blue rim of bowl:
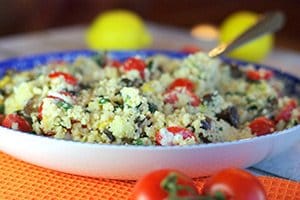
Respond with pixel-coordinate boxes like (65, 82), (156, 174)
(0, 49), (299, 149)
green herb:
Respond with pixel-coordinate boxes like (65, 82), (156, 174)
(0, 104), (4, 114)
(147, 60), (154, 71)
(56, 101), (73, 110)
(247, 104), (258, 111)
(134, 138), (144, 145)
(225, 91), (246, 96)
(98, 96), (110, 104)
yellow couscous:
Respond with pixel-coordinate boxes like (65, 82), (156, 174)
(0, 52), (299, 145)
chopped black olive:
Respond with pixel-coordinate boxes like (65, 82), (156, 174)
(79, 83), (92, 90)
(120, 78), (143, 87)
(23, 97), (38, 116)
(147, 122), (153, 127)
(140, 132), (147, 138)
(199, 133), (212, 144)
(66, 90), (77, 96)
(202, 93), (214, 102)
(229, 63), (243, 78)
(120, 78), (133, 87)
(0, 89), (6, 96)
(216, 106), (239, 128)
(247, 104), (258, 111)
(113, 101), (124, 110)
(134, 116), (146, 126)
(92, 52), (107, 67)
(16, 110), (33, 124)
(186, 125), (195, 132)
(200, 117), (212, 130)
(266, 96), (278, 109)
(147, 102), (158, 113)
(114, 91), (121, 96)
(123, 137), (134, 144)
(136, 102), (143, 109)
(103, 129), (115, 142)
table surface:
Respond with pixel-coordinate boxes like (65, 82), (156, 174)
(0, 23), (299, 182)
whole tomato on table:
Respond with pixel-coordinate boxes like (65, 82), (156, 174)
(132, 168), (266, 200)
(132, 169), (198, 200)
(202, 168), (266, 200)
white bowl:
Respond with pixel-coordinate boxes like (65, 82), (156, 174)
(0, 50), (299, 180)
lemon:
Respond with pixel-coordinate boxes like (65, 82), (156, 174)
(86, 10), (152, 50)
(219, 11), (273, 61)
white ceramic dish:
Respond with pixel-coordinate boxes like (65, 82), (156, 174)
(0, 50), (299, 180)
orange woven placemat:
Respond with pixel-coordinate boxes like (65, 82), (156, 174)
(0, 152), (299, 200)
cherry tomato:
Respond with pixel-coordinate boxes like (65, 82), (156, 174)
(181, 45), (201, 54)
(246, 69), (273, 81)
(248, 116), (275, 136)
(123, 57), (146, 78)
(202, 168), (266, 200)
(2, 113), (32, 132)
(167, 78), (195, 92)
(275, 99), (298, 123)
(48, 71), (78, 85)
(132, 169), (198, 200)
(164, 88), (200, 107)
(156, 126), (197, 145)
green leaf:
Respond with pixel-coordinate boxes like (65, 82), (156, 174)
(0, 104), (4, 114)
(92, 52), (106, 67)
(98, 96), (110, 104)
(134, 138), (144, 145)
(56, 101), (73, 110)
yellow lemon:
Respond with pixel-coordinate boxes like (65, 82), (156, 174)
(219, 11), (273, 61)
(86, 10), (152, 50)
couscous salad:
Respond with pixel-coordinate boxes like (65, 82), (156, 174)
(0, 52), (299, 146)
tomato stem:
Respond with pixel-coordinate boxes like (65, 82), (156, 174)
(161, 173), (226, 200)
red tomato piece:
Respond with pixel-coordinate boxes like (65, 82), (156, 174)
(123, 57), (146, 78)
(109, 60), (122, 68)
(275, 99), (298, 123)
(2, 113), (32, 132)
(0, 114), (5, 124)
(132, 169), (198, 200)
(187, 90), (201, 106)
(46, 91), (75, 103)
(246, 69), (273, 81)
(167, 78), (195, 92)
(246, 70), (261, 81)
(248, 116), (275, 136)
(167, 126), (195, 139)
(164, 90), (178, 104)
(181, 45), (201, 54)
(49, 71), (78, 85)
(164, 88), (200, 107)
(39, 91), (74, 120)
(202, 168), (266, 200)
(156, 126), (196, 145)
(263, 70), (273, 80)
